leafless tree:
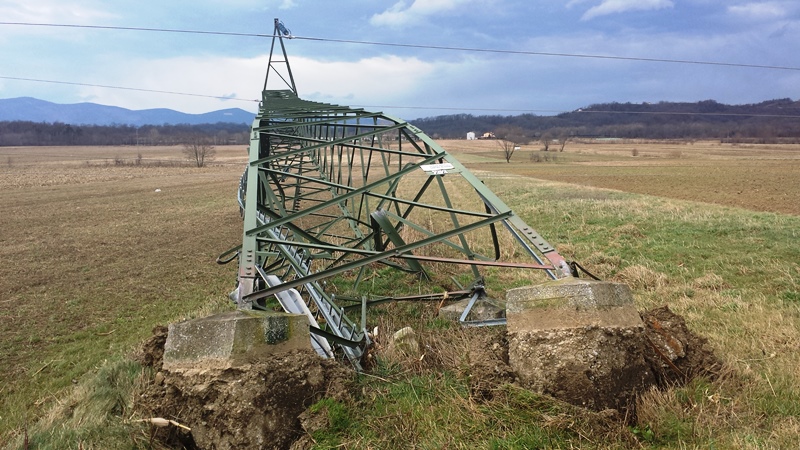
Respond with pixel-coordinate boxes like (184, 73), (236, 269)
(183, 138), (216, 167)
(494, 125), (529, 163)
(557, 132), (569, 152)
(540, 131), (554, 152)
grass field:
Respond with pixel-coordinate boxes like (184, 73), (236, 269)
(1, 141), (798, 448)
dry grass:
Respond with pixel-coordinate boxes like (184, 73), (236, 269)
(1, 141), (799, 448)
(438, 139), (800, 215)
(0, 146), (246, 439)
(613, 264), (670, 291)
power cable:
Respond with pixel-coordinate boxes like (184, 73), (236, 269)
(0, 75), (259, 104)
(2, 22), (799, 119)
(2, 21), (800, 72)
(3, 74), (800, 118)
(293, 36), (800, 72)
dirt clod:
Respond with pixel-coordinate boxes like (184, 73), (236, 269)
(504, 305), (720, 419)
(134, 325), (168, 370)
(641, 305), (722, 387)
(135, 328), (353, 450)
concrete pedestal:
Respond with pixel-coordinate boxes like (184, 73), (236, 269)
(163, 310), (310, 371)
(506, 278), (655, 412)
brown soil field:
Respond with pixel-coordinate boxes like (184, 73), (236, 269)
(0, 145), (248, 434)
(436, 139), (800, 216)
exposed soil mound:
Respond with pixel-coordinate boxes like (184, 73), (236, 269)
(135, 329), (353, 450)
(463, 329), (516, 401)
(132, 305), (719, 449)
(641, 305), (722, 386)
(510, 325), (656, 416)
(134, 325), (168, 370)
(471, 305), (721, 420)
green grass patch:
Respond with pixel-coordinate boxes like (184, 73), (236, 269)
(306, 373), (586, 449)
(5, 359), (151, 450)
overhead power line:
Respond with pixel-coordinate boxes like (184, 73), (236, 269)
(2, 22), (799, 119)
(0, 76), (259, 104)
(2, 73), (798, 118)
(2, 21), (800, 72)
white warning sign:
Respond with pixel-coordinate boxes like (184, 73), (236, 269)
(420, 163), (455, 175)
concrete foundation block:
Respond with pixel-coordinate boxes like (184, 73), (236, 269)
(163, 310), (310, 371)
(506, 277), (642, 333)
(506, 278), (654, 412)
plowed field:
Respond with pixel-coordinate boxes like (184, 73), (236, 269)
(437, 139), (800, 215)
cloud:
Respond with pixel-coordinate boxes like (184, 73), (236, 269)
(279, 0), (298, 9)
(72, 53), (445, 114)
(293, 55), (438, 103)
(566, 0), (592, 7)
(0, 0), (115, 24)
(580, 0), (674, 21)
(728, 2), (788, 21)
(76, 55), (266, 113)
(370, 0), (475, 28)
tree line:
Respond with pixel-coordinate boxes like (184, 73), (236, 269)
(0, 121), (250, 147)
(3, 98), (800, 147)
(411, 98), (800, 143)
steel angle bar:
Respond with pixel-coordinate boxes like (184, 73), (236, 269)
(370, 209), (425, 274)
(251, 124), (414, 166)
(255, 114), (385, 130)
(363, 192), (495, 219)
(260, 167), (357, 192)
(248, 215), (365, 365)
(246, 153), (445, 236)
(243, 211), (513, 304)
(340, 290), (474, 312)
(263, 20), (296, 93)
(380, 210), (495, 262)
(250, 237), (556, 271)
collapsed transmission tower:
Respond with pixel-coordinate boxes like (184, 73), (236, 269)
(222, 19), (573, 369)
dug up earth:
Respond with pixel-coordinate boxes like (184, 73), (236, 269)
(134, 305), (720, 450)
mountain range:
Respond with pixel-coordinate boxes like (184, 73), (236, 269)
(0, 97), (255, 126)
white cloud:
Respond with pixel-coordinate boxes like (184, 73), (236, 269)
(293, 55), (438, 103)
(566, 0), (592, 8)
(76, 55), (266, 113)
(0, 0), (114, 24)
(728, 2), (788, 21)
(279, 0), (298, 9)
(581, 0), (674, 21)
(370, 0), (476, 28)
(73, 53), (444, 114)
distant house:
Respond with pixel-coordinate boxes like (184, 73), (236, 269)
(466, 131), (476, 140)
(480, 132), (496, 139)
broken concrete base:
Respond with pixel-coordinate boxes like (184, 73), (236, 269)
(439, 297), (505, 322)
(388, 326), (421, 358)
(506, 278), (655, 412)
(163, 310), (310, 371)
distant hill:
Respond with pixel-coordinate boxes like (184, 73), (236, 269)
(410, 98), (800, 141)
(4, 97), (800, 144)
(0, 97), (254, 126)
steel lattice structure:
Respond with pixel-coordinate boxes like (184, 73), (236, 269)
(222, 20), (572, 368)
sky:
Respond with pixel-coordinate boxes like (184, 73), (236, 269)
(1, 0), (799, 120)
